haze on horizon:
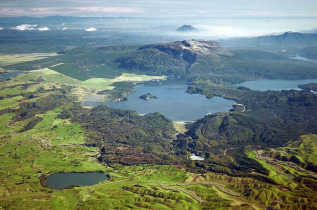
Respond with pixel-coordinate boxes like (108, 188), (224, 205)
(0, 0), (316, 38)
(0, 0), (317, 18)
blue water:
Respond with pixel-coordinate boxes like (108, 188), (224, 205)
(290, 55), (317, 63)
(234, 79), (317, 91)
(46, 172), (109, 190)
(85, 80), (235, 122)
(0, 71), (24, 81)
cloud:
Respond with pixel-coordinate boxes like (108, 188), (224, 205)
(62, 27), (68, 31)
(196, 25), (278, 38)
(85, 27), (97, 31)
(0, 27), (3, 30)
(0, 0), (316, 18)
(11, 24), (37, 30)
(0, 6), (140, 17)
(76, 7), (139, 13)
(38, 27), (50, 31)
(11, 24), (50, 31)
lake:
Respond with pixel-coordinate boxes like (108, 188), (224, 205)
(85, 79), (235, 122)
(0, 71), (24, 81)
(290, 55), (317, 63)
(45, 172), (109, 190)
(234, 79), (317, 91)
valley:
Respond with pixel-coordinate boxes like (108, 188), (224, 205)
(0, 27), (317, 209)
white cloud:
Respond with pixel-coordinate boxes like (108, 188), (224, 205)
(11, 24), (37, 31)
(62, 27), (68, 31)
(85, 27), (97, 32)
(0, 27), (3, 30)
(38, 27), (50, 31)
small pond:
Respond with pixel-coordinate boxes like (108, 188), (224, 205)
(45, 172), (109, 190)
(84, 79), (235, 122)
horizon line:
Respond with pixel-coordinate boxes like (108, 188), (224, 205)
(0, 14), (317, 19)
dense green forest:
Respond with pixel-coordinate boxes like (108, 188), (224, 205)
(300, 46), (317, 60)
(185, 84), (317, 147)
(298, 82), (317, 91)
(60, 105), (178, 165)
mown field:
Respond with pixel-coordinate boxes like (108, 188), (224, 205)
(0, 53), (58, 66)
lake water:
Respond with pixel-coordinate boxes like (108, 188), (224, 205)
(234, 79), (317, 91)
(46, 172), (109, 190)
(85, 80), (235, 122)
(290, 55), (317, 63)
(0, 71), (24, 81)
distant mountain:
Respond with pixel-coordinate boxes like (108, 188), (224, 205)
(219, 32), (317, 55)
(176, 25), (197, 32)
(115, 40), (317, 82)
(252, 32), (317, 45)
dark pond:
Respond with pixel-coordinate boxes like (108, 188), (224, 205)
(84, 79), (236, 122)
(0, 71), (24, 81)
(233, 79), (317, 91)
(46, 172), (109, 190)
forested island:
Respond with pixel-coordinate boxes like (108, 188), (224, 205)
(139, 93), (158, 100)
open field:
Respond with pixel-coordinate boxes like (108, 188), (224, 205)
(81, 73), (166, 90)
(113, 73), (166, 82)
(173, 122), (188, 134)
(0, 53), (58, 66)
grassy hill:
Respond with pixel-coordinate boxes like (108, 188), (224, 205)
(219, 32), (317, 56)
(261, 134), (317, 172)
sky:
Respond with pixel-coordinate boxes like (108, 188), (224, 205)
(0, 0), (317, 17)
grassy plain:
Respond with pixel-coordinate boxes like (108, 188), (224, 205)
(173, 122), (188, 133)
(81, 73), (166, 90)
(0, 53), (58, 66)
